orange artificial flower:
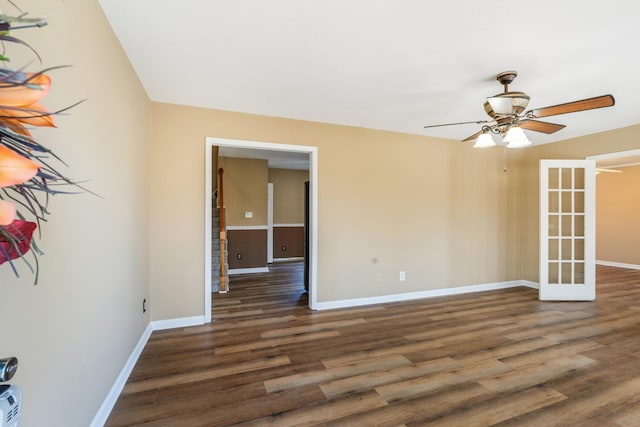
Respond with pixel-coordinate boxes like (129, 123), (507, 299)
(0, 118), (31, 137)
(0, 145), (39, 188)
(0, 199), (16, 225)
(0, 102), (56, 128)
(0, 72), (55, 133)
(0, 72), (51, 107)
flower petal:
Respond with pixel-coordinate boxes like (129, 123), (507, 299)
(0, 145), (39, 187)
(0, 72), (51, 107)
(0, 118), (33, 136)
(0, 219), (37, 265)
(0, 199), (16, 225)
(0, 103), (56, 127)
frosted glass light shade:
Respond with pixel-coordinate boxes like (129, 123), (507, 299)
(487, 97), (513, 115)
(504, 126), (531, 148)
(473, 133), (496, 148)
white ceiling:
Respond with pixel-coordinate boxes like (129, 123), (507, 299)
(99, 0), (640, 146)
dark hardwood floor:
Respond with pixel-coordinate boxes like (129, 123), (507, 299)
(106, 263), (640, 426)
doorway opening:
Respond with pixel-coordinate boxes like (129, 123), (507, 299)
(204, 137), (318, 323)
(588, 148), (640, 272)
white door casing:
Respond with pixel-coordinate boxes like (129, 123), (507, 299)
(267, 183), (274, 263)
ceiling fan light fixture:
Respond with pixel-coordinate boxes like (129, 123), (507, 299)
(504, 126), (531, 148)
(473, 132), (496, 148)
(487, 97), (513, 115)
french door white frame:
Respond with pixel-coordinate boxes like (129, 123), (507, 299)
(204, 137), (318, 322)
(539, 159), (596, 301)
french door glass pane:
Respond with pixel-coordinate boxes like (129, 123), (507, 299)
(549, 238), (559, 260)
(549, 215), (559, 236)
(549, 191), (560, 213)
(574, 168), (585, 190)
(561, 168), (573, 189)
(549, 168), (559, 189)
(574, 192), (585, 213)
(562, 192), (573, 213)
(575, 215), (585, 237)
(561, 215), (572, 237)
(574, 262), (585, 284)
(562, 263), (572, 283)
(561, 239), (573, 261)
(575, 239), (585, 261)
(549, 262), (559, 284)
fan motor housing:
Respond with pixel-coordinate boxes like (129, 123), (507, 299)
(484, 91), (531, 118)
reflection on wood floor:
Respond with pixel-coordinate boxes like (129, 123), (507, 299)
(106, 262), (640, 426)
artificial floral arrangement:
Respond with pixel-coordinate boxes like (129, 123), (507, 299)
(0, 3), (83, 283)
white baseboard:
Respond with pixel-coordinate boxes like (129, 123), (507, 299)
(89, 322), (153, 427)
(596, 260), (640, 270)
(91, 315), (205, 426)
(273, 257), (304, 262)
(228, 267), (269, 275)
(520, 280), (540, 289)
(151, 315), (205, 331)
(315, 280), (536, 310)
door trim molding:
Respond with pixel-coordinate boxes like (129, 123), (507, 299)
(205, 137), (318, 321)
(267, 183), (274, 263)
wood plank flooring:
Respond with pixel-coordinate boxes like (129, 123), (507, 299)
(106, 263), (640, 426)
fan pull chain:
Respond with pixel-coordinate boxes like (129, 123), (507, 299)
(503, 146), (508, 173)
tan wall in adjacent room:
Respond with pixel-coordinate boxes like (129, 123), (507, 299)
(596, 164), (640, 265)
(0, 1), (152, 426)
(150, 101), (524, 319)
(521, 124), (640, 281)
(219, 156), (268, 226)
(270, 168), (309, 224)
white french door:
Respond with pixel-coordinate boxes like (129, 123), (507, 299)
(539, 159), (596, 301)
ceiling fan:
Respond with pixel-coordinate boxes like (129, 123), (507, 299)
(424, 70), (615, 148)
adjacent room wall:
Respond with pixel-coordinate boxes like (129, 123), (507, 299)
(270, 168), (309, 259)
(596, 164), (640, 266)
(150, 102), (524, 319)
(270, 168), (309, 224)
(521, 124), (640, 281)
(218, 156), (269, 270)
(219, 156), (269, 226)
(0, 1), (152, 426)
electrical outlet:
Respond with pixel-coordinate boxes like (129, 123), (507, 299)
(237, 253), (243, 260)
(281, 245), (287, 252)
(376, 273), (382, 281)
(400, 271), (406, 281)
(143, 298), (147, 313)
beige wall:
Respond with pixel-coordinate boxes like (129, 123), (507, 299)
(596, 165), (640, 265)
(521, 124), (640, 281)
(269, 168), (309, 224)
(150, 102), (523, 316)
(0, 1), (151, 426)
(219, 156), (268, 225)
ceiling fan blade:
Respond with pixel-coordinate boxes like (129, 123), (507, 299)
(528, 95), (615, 119)
(461, 130), (483, 142)
(424, 120), (488, 129)
(520, 120), (566, 134)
